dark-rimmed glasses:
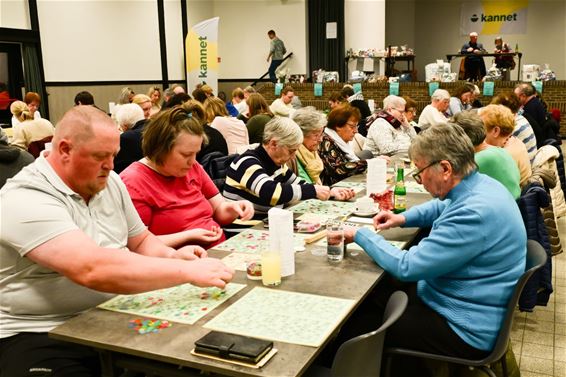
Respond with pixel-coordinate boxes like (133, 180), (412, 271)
(412, 160), (441, 184)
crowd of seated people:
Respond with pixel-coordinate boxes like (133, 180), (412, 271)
(0, 78), (559, 376)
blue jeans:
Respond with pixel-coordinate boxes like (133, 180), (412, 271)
(268, 59), (283, 83)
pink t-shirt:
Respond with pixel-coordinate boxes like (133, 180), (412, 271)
(120, 161), (225, 246)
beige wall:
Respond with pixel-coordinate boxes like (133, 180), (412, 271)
(46, 84), (163, 125)
(346, 0), (386, 52)
(0, 0), (30, 29)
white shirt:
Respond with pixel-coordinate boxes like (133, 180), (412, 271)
(270, 98), (295, 117)
(364, 118), (417, 157)
(418, 104), (448, 130)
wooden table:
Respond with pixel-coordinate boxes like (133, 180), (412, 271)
(50, 171), (430, 377)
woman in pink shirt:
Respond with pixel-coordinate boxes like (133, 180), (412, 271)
(120, 102), (254, 248)
(204, 97), (249, 154)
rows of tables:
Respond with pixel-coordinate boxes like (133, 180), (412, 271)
(50, 166), (431, 377)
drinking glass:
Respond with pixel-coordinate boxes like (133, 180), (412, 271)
(261, 250), (281, 286)
(326, 222), (344, 262)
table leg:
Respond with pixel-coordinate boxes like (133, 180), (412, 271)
(98, 350), (121, 377)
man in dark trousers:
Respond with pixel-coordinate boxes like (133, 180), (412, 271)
(267, 30), (287, 83)
(461, 32), (486, 81)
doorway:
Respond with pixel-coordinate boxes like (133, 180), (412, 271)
(0, 43), (24, 126)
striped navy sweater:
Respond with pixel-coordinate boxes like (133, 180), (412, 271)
(223, 145), (317, 219)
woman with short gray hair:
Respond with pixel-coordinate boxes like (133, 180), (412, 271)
(287, 107), (326, 184)
(409, 122), (477, 179)
(223, 117), (353, 219)
(364, 95), (417, 157)
(417, 89), (450, 130)
(115, 103), (144, 133)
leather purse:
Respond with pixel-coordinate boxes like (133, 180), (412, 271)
(194, 331), (273, 364)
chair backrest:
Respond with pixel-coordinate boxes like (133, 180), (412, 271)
(484, 239), (547, 364)
(200, 152), (239, 191)
(27, 135), (53, 158)
(352, 133), (366, 156)
(331, 291), (408, 377)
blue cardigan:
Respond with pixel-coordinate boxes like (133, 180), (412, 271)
(355, 172), (526, 351)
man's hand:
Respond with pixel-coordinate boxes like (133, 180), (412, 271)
(188, 258), (235, 288)
(343, 226), (358, 244)
(373, 211), (406, 230)
(467, 47), (474, 52)
(174, 245), (207, 260)
(314, 185), (331, 200)
(330, 187), (356, 201)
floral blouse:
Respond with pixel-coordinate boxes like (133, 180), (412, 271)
(318, 134), (367, 185)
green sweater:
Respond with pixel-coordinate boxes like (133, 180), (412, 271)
(475, 147), (521, 199)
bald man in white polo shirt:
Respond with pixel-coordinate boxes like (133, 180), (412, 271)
(0, 106), (233, 376)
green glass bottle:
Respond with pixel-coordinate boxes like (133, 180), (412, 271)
(393, 166), (406, 214)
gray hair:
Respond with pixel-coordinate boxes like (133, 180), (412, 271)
(514, 82), (536, 96)
(291, 107), (326, 136)
(115, 103), (144, 131)
(409, 123), (476, 178)
(163, 87), (175, 99)
(262, 117), (303, 147)
(450, 110), (485, 147)
(383, 95), (406, 110)
(117, 87), (134, 104)
(431, 89), (450, 101)
(243, 86), (256, 94)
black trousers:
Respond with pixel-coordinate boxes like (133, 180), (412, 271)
(327, 275), (489, 376)
(464, 58), (486, 81)
(0, 333), (100, 377)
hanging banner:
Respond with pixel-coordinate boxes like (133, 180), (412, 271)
(186, 17), (219, 94)
(460, 1), (528, 36)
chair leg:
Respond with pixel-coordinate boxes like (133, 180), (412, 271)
(383, 354), (393, 377)
(501, 355), (508, 377)
(478, 366), (497, 377)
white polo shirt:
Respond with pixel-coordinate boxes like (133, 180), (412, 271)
(0, 156), (146, 337)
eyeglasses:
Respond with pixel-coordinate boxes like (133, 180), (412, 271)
(345, 121), (358, 129)
(412, 160), (441, 184)
(391, 108), (406, 114)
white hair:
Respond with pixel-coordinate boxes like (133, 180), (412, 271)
(469, 32), (478, 37)
(383, 95), (406, 110)
(262, 117), (303, 147)
(431, 89), (450, 101)
(115, 103), (144, 131)
(291, 107), (326, 136)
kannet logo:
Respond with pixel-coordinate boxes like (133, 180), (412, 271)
(470, 12), (518, 23)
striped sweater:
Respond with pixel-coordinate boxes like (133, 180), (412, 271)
(223, 145), (317, 219)
(513, 114), (537, 164)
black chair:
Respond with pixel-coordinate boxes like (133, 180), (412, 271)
(306, 291), (408, 377)
(384, 240), (547, 377)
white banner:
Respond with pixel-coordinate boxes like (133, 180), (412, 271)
(460, 1), (528, 36)
(186, 17), (219, 94)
